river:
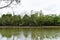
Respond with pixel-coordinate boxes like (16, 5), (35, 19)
(0, 28), (60, 40)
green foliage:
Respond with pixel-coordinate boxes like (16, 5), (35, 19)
(22, 14), (30, 26)
(31, 13), (38, 26)
(0, 10), (60, 26)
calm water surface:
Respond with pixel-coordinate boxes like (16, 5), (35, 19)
(0, 28), (60, 40)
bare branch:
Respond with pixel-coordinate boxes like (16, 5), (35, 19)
(0, 0), (13, 9)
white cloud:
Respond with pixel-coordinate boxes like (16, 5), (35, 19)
(0, 0), (60, 15)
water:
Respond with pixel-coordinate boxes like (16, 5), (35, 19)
(0, 28), (60, 40)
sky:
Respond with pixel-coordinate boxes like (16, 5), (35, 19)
(0, 0), (60, 15)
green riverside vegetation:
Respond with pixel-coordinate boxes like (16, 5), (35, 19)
(0, 10), (60, 26)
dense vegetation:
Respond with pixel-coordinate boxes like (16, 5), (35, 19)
(0, 10), (60, 26)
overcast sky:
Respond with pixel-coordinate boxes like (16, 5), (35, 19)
(0, 0), (60, 15)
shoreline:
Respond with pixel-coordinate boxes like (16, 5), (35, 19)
(0, 26), (60, 28)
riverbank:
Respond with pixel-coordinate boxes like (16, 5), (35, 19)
(0, 26), (60, 28)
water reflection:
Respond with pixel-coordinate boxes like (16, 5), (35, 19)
(0, 32), (32, 40)
(0, 28), (60, 40)
(0, 32), (60, 40)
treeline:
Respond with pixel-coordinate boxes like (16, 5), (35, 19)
(0, 10), (60, 26)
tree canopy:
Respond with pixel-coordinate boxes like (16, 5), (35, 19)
(0, 10), (60, 26)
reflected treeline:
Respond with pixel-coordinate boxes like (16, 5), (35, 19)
(0, 28), (59, 40)
(0, 10), (60, 26)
